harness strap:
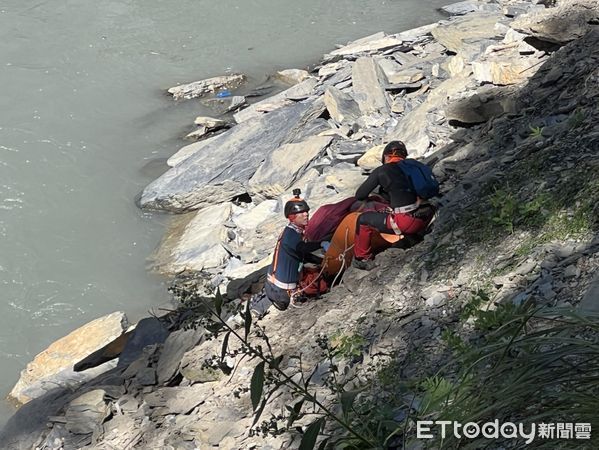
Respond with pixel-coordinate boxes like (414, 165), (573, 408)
(393, 201), (420, 214)
(389, 217), (403, 236)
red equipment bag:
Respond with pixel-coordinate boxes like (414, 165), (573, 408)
(299, 266), (329, 297)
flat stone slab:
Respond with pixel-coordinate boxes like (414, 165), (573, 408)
(431, 12), (504, 54)
(233, 78), (317, 123)
(140, 101), (313, 212)
(327, 32), (405, 58)
(151, 203), (233, 273)
(168, 74), (246, 100)
(9, 312), (128, 405)
(248, 135), (333, 199)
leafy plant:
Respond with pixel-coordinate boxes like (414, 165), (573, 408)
(169, 285), (376, 450)
(528, 124), (544, 138)
(489, 187), (518, 233)
(330, 331), (368, 360)
(568, 108), (586, 128)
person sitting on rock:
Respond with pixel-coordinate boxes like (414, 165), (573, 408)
(265, 189), (329, 310)
(353, 141), (437, 270)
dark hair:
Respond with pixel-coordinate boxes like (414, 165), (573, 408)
(383, 140), (408, 158)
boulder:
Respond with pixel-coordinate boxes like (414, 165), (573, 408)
(386, 74), (473, 156)
(140, 101), (313, 212)
(351, 57), (391, 116)
(357, 145), (385, 170)
(150, 203), (232, 274)
(441, 1), (480, 16)
(471, 41), (547, 85)
(64, 389), (110, 435)
(511, 0), (599, 44)
(275, 69), (311, 85)
(9, 312), (128, 405)
(233, 78), (317, 123)
(232, 200), (279, 231)
(248, 135), (333, 199)
(168, 74), (246, 100)
(431, 12), (504, 56)
(156, 327), (205, 385)
(229, 213), (286, 264)
(323, 86), (362, 124)
(446, 87), (518, 124)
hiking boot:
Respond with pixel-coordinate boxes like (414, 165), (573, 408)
(352, 258), (376, 270)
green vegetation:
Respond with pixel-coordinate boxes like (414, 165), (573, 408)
(528, 124), (544, 138)
(330, 331), (368, 360)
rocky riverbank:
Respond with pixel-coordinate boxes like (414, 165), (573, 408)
(2, 0), (598, 448)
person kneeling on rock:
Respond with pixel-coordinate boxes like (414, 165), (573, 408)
(264, 189), (329, 310)
(353, 140), (438, 270)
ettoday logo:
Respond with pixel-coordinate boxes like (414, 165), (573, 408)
(416, 420), (592, 444)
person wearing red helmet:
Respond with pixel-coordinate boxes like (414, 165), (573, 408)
(265, 189), (328, 310)
(353, 141), (437, 270)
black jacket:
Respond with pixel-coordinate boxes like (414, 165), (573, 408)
(355, 163), (418, 208)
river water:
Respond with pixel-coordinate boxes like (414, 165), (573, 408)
(0, 0), (449, 427)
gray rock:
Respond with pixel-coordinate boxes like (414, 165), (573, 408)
(326, 32), (404, 58)
(323, 86), (362, 124)
(275, 69), (311, 85)
(352, 57), (391, 116)
(431, 13), (504, 54)
(144, 385), (211, 415)
(150, 203), (232, 274)
(136, 367), (157, 386)
(233, 78), (317, 123)
(156, 327), (205, 385)
(96, 413), (146, 449)
(426, 292), (446, 307)
(579, 273), (599, 313)
(117, 317), (170, 368)
(441, 1), (480, 16)
(472, 45), (547, 85)
(395, 23), (440, 42)
(167, 74), (246, 100)
(0, 388), (73, 450)
(248, 135), (333, 199)
(140, 101), (313, 212)
(9, 311), (128, 405)
(231, 200), (279, 231)
(511, 0), (599, 44)
(510, 259), (537, 277)
(564, 265), (580, 278)
(446, 89), (518, 124)
(539, 283), (557, 301)
(386, 74), (472, 156)
(65, 389), (110, 435)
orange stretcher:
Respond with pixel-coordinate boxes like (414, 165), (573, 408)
(322, 212), (402, 277)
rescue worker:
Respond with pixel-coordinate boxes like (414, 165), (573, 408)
(265, 189), (329, 310)
(353, 141), (436, 270)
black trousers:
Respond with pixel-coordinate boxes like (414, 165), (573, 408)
(265, 280), (291, 311)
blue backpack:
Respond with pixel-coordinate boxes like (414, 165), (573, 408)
(398, 159), (439, 199)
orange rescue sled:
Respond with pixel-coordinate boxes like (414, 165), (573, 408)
(322, 212), (403, 277)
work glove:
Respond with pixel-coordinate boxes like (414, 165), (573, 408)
(321, 241), (330, 252)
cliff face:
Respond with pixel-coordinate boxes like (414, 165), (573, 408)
(2, 1), (598, 449)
